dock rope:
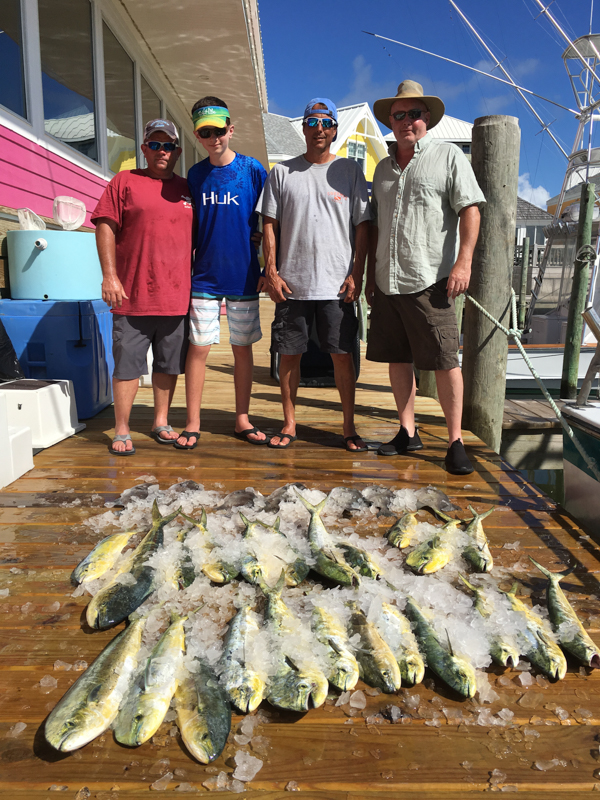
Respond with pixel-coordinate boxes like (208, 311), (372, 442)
(465, 288), (600, 483)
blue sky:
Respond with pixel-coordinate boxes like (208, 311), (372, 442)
(259, 0), (598, 208)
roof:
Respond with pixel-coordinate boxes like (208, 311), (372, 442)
(384, 114), (473, 143)
(262, 113), (305, 159)
(290, 102), (389, 159)
(517, 196), (553, 222)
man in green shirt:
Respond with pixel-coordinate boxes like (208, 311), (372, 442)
(366, 81), (485, 475)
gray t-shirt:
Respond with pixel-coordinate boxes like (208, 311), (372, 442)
(258, 155), (371, 300)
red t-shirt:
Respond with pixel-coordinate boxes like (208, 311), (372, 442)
(91, 169), (193, 316)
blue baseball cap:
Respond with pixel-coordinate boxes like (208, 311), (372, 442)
(303, 98), (338, 122)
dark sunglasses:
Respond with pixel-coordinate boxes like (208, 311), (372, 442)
(391, 108), (426, 121)
(305, 117), (337, 129)
(198, 126), (228, 139)
(145, 141), (178, 152)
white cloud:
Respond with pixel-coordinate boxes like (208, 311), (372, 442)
(336, 55), (397, 109)
(518, 173), (550, 209)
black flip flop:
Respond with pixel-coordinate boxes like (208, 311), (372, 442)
(344, 435), (368, 452)
(234, 427), (271, 446)
(173, 431), (200, 450)
(151, 425), (177, 444)
(267, 432), (297, 449)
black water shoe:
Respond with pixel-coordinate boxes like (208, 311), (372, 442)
(377, 426), (423, 456)
(445, 439), (474, 475)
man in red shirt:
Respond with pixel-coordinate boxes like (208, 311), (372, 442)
(92, 120), (193, 455)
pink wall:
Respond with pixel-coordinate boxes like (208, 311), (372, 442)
(0, 125), (108, 226)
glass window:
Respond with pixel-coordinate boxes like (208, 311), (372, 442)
(103, 23), (136, 173)
(166, 110), (182, 175)
(141, 75), (161, 130)
(184, 136), (196, 176)
(347, 140), (366, 173)
(0, 0), (26, 118)
(38, 0), (96, 160)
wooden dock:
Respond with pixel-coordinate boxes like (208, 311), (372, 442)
(1, 301), (600, 798)
(501, 399), (565, 470)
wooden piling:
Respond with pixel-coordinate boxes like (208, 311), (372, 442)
(462, 115), (521, 453)
(518, 236), (530, 330)
(560, 182), (595, 399)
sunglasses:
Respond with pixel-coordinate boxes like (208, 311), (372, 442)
(391, 109), (426, 121)
(305, 117), (337, 129)
(145, 141), (178, 152)
(198, 126), (228, 139)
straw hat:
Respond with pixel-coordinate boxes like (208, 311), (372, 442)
(373, 80), (445, 130)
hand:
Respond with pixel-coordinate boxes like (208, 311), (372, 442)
(251, 230), (263, 251)
(340, 272), (362, 303)
(447, 260), (471, 299)
(265, 271), (291, 303)
(257, 274), (267, 293)
(364, 279), (376, 307)
(102, 274), (129, 309)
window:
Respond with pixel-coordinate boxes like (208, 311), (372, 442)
(103, 23), (136, 173)
(0, 0), (27, 118)
(141, 76), (161, 129)
(166, 110), (182, 175)
(462, 144), (471, 154)
(347, 140), (366, 173)
(38, 0), (97, 160)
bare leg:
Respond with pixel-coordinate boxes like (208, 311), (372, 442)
(151, 372), (179, 440)
(270, 353), (301, 447)
(389, 362), (417, 436)
(434, 367), (464, 443)
(330, 352), (364, 450)
(176, 344), (211, 448)
(112, 377), (139, 452)
(231, 344), (266, 442)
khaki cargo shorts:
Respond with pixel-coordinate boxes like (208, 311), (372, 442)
(366, 279), (460, 371)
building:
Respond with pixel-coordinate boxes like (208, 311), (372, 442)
(383, 113), (473, 155)
(0, 0), (268, 294)
(262, 112), (305, 168)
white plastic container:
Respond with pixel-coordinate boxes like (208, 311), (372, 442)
(0, 379), (85, 449)
(0, 393), (33, 489)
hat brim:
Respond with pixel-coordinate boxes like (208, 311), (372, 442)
(373, 96), (445, 130)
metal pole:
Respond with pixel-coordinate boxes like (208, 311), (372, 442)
(518, 237), (530, 330)
(560, 182), (596, 399)
(462, 115), (521, 453)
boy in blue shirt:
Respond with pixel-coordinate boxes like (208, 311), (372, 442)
(175, 96), (269, 449)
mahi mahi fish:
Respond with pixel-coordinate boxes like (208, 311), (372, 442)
(169, 529), (197, 590)
(295, 491), (361, 586)
(347, 602), (401, 693)
(502, 583), (567, 680)
(45, 615), (146, 751)
(114, 612), (187, 746)
(175, 659), (231, 764)
(264, 572), (329, 711)
(311, 605), (359, 691)
(86, 501), (180, 630)
(71, 530), (138, 585)
(218, 604), (266, 713)
(386, 512), (419, 550)
(530, 557), (600, 668)
(405, 518), (462, 575)
(462, 505), (495, 573)
(458, 575), (520, 668)
(378, 602), (425, 686)
(179, 509), (238, 584)
(240, 513), (309, 588)
(404, 598), (477, 698)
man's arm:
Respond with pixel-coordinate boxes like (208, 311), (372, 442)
(95, 218), (129, 309)
(340, 220), (369, 302)
(262, 216), (291, 302)
(365, 224), (378, 307)
(447, 204), (480, 299)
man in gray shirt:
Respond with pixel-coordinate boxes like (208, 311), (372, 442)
(259, 98), (370, 450)
(366, 81), (485, 474)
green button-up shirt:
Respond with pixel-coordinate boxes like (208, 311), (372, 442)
(371, 133), (485, 295)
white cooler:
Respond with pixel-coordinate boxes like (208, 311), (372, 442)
(0, 392), (33, 489)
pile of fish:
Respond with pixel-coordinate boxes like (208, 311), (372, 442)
(44, 481), (599, 765)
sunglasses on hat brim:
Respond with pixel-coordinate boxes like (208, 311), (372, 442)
(390, 108), (427, 122)
(144, 140), (178, 152)
(304, 117), (337, 129)
(197, 126), (228, 139)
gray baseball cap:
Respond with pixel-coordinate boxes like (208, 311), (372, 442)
(143, 119), (179, 142)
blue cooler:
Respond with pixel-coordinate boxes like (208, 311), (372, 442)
(0, 300), (113, 419)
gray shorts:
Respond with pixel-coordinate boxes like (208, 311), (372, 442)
(271, 299), (358, 355)
(112, 315), (189, 380)
(366, 280), (460, 371)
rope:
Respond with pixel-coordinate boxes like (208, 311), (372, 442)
(464, 287), (600, 483)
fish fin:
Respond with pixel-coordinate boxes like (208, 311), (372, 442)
(507, 582), (519, 596)
(385, 579), (397, 591)
(445, 629), (454, 657)
(200, 507), (207, 527)
(295, 490), (328, 515)
(529, 556), (574, 581)
(328, 637), (344, 656)
(424, 506), (453, 523)
(273, 517), (281, 532)
(239, 512), (250, 527)
(285, 655), (300, 672)
(458, 573), (477, 593)
(87, 683), (102, 704)
(161, 506), (182, 525)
